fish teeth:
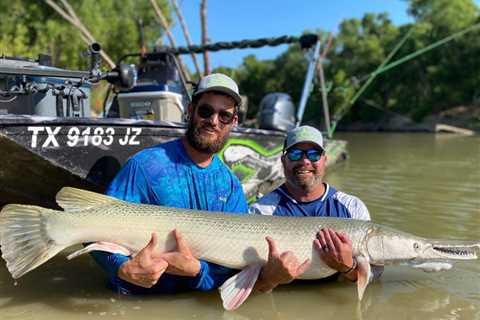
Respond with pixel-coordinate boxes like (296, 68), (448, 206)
(433, 246), (475, 257)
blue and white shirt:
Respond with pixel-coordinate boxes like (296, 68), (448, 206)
(91, 138), (248, 294)
(249, 183), (382, 280)
(249, 183), (370, 220)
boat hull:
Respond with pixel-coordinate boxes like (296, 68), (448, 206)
(0, 115), (347, 207)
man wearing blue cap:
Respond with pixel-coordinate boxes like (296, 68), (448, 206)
(251, 126), (376, 288)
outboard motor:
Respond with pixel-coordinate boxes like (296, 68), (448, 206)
(258, 93), (295, 132)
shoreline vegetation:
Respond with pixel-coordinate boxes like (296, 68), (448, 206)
(336, 105), (480, 133)
(212, 1), (480, 135)
(2, 1), (480, 134)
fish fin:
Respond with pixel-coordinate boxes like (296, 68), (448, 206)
(356, 256), (372, 301)
(67, 242), (132, 260)
(56, 187), (122, 211)
(219, 264), (263, 311)
(0, 204), (65, 279)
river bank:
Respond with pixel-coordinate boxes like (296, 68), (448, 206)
(337, 105), (480, 134)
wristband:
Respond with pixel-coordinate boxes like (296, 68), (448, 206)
(340, 259), (357, 274)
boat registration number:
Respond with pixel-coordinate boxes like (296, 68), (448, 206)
(27, 126), (142, 148)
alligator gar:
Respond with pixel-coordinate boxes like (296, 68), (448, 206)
(0, 187), (478, 310)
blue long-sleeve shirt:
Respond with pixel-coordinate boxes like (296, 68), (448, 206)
(90, 138), (248, 294)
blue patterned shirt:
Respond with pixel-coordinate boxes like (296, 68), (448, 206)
(91, 138), (248, 294)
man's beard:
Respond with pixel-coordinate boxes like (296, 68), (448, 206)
(288, 166), (323, 192)
(186, 120), (230, 154)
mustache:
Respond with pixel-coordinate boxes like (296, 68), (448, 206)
(293, 165), (314, 172)
(198, 122), (221, 133)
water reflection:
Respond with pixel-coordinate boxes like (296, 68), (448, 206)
(0, 133), (479, 319)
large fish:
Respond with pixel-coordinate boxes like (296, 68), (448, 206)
(0, 187), (478, 310)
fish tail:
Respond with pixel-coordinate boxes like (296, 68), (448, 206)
(0, 204), (65, 279)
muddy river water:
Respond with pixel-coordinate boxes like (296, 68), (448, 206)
(0, 133), (479, 319)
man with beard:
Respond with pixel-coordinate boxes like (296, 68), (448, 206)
(250, 126), (372, 285)
(90, 73), (308, 295)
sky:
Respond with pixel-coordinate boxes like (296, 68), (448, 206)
(169, 0), (414, 70)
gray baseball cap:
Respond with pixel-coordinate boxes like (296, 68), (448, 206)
(193, 73), (242, 106)
(284, 125), (324, 151)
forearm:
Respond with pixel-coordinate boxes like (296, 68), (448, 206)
(340, 259), (358, 282)
(341, 262), (383, 283)
(253, 269), (277, 293)
(90, 251), (130, 280)
(188, 260), (239, 291)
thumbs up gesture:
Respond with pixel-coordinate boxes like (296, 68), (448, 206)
(117, 232), (168, 288)
(255, 236), (311, 292)
(161, 229), (201, 277)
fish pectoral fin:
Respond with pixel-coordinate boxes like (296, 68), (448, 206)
(67, 242), (132, 260)
(219, 264), (263, 311)
(356, 255), (372, 301)
(56, 187), (123, 211)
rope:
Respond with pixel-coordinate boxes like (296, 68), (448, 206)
(117, 34), (318, 62)
(167, 34), (318, 54)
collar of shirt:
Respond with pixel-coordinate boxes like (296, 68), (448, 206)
(279, 183), (333, 204)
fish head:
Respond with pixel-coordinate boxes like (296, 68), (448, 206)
(366, 226), (425, 264)
(366, 225), (480, 264)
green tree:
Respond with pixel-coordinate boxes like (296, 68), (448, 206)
(0, 0), (171, 69)
(234, 55), (275, 118)
(327, 13), (400, 123)
(403, 0), (479, 119)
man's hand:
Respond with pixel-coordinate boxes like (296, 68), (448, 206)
(160, 229), (201, 277)
(117, 232), (168, 288)
(314, 228), (357, 281)
(255, 236), (311, 293)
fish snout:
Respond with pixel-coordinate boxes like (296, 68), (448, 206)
(419, 240), (480, 261)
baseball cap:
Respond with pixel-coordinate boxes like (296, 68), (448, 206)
(284, 125), (324, 151)
(193, 73), (242, 106)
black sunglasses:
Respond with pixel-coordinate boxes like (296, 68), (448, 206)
(285, 148), (324, 162)
(196, 104), (236, 125)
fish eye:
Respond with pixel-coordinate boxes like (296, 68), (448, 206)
(413, 243), (420, 251)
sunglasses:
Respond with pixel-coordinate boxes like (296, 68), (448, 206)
(196, 104), (236, 125)
(285, 148), (324, 162)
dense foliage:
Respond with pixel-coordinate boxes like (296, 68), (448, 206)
(219, 0), (480, 128)
(0, 0), (170, 69)
(1, 0), (479, 127)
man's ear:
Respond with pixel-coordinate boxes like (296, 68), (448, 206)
(186, 103), (194, 120)
(231, 113), (239, 128)
(281, 153), (287, 166)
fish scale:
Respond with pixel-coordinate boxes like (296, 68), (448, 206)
(53, 201), (375, 278)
